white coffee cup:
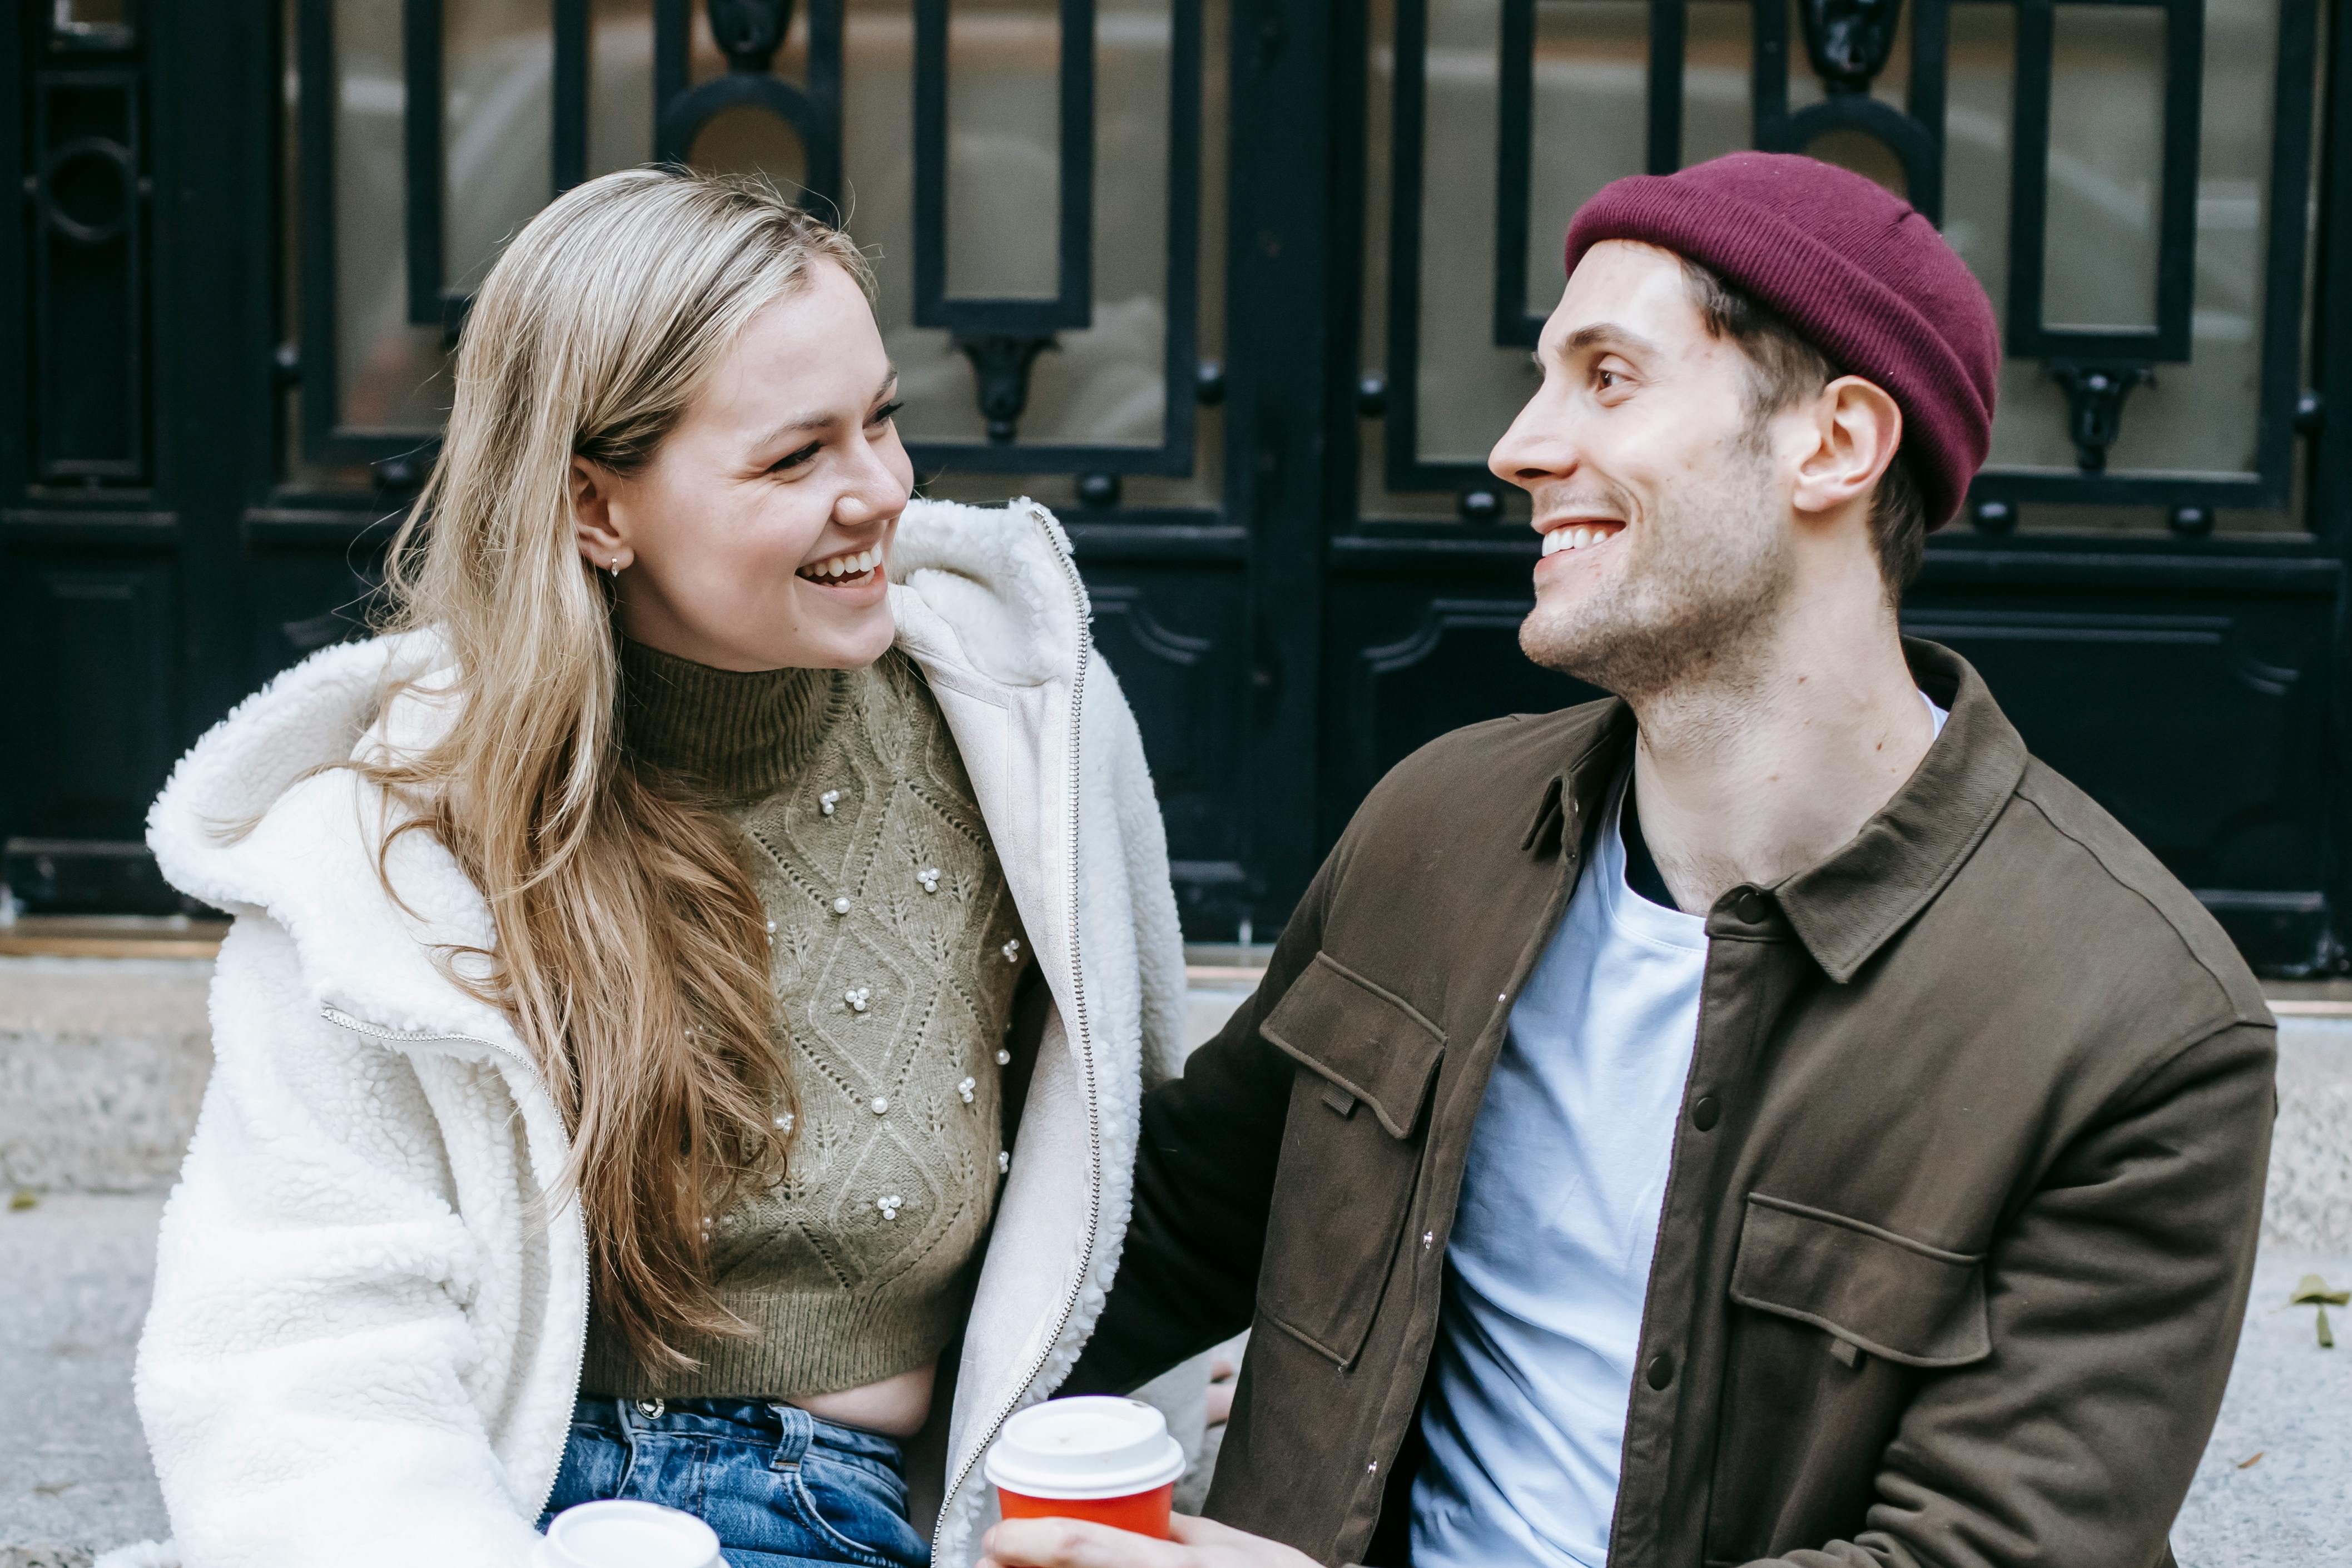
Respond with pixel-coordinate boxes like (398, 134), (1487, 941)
(532, 1500), (725, 1568)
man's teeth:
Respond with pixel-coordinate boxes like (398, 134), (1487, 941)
(1540, 525), (1616, 557)
(801, 546), (882, 581)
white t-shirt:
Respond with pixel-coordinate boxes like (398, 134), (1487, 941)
(1410, 696), (1948, 1568)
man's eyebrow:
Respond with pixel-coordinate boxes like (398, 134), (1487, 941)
(1552, 323), (1659, 361)
(751, 366), (901, 450)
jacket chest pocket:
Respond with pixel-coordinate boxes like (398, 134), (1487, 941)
(1252, 952), (1445, 1368)
(1728, 1193), (1990, 1368)
(1705, 1193), (1991, 1562)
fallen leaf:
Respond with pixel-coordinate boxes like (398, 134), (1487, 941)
(2236, 1451), (2265, 1469)
(2290, 1273), (2351, 1307)
(7, 1189), (34, 1212)
(31, 1480), (76, 1497)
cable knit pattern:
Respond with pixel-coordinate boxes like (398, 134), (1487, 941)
(583, 644), (1025, 1398)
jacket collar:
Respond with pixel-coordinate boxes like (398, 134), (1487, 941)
(1534, 638), (2028, 984)
(1774, 638), (2028, 981)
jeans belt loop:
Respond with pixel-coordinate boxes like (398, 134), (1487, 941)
(768, 1402), (816, 1472)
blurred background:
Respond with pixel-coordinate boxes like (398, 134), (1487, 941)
(4, 0), (2352, 974)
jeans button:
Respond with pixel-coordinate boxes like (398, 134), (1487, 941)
(1646, 1352), (1675, 1391)
(636, 1398), (665, 1419)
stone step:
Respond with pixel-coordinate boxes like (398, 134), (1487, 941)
(7, 955), (2348, 1254)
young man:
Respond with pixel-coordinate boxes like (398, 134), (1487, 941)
(984, 153), (2275, 1568)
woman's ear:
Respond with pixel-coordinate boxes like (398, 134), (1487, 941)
(1791, 376), (1903, 523)
(570, 457), (633, 573)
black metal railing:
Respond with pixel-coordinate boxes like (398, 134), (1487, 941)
(289, 0), (1205, 495)
(1388, 0), (2320, 524)
(903, 0), (1204, 482)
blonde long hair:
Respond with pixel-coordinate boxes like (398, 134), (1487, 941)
(361, 168), (871, 1368)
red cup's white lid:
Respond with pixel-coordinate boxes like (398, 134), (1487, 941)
(533, 1500), (723, 1568)
(984, 1396), (1188, 1500)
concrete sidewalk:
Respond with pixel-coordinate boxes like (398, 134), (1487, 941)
(4, 959), (2349, 1564)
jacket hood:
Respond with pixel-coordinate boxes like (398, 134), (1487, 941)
(143, 496), (1086, 1046)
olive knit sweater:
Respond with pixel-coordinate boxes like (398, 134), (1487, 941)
(579, 639), (1026, 1399)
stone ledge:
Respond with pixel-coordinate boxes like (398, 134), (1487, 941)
(0, 960), (213, 1193)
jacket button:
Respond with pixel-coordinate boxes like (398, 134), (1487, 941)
(1733, 890), (1768, 924)
(1646, 1352), (1675, 1391)
(1690, 1095), (1719, 1132)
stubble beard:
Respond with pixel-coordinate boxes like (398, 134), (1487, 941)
(1518, 435), (1795, 703)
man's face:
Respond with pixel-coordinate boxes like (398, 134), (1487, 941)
(1493, 240), (1796, 698)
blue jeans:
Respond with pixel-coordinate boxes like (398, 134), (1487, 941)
(539, 1396), (931, 1568)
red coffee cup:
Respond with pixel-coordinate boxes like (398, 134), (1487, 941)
(984, 1396), (1189, 1539)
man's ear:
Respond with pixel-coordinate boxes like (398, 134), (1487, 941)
(1790, 376), (1903, 522)
(570, 456), (633, 573)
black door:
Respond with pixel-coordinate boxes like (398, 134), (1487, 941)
(5, 0), (2348, 974)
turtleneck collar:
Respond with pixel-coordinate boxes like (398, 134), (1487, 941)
(617, 637), (847, 800)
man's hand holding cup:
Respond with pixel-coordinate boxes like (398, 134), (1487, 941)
(977, 1398), (1316, 1568)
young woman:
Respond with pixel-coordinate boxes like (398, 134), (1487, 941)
(115, 168), (1186, 1568)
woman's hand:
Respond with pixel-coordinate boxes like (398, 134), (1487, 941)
(980, 1514), (1319, 1568)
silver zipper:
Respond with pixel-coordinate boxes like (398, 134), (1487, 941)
(931, 505), (1104, 1560)
(321, 1005), (591, 1522)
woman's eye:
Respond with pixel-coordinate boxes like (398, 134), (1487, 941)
(870, 399), (904, 426)
(768, 441), (822, 473)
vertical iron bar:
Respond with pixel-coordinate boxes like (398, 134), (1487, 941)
(1159, 0), (1205, 474)
(2260, 0), (2320, 498)
(2151, 0), (2206, 360)
(1383, 0), (1430, 490)
(912, 0), (949, 322)
(1905, 0), (1948, 220)
(807, 0), (846, 209)
(654, 0), (691, 143)
(1750, 0), (1787, 145)
(2002, 0), (2055, 355)
(1058, 0), (1096, 323)
(553, 0), (589, 194)
(1493, 0), (1535, 347)
(1647, 0), (1683, 173)
(299, 0), (341, 458)
(402, 0), (443, 326)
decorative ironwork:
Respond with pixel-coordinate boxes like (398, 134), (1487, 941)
(956, 335), (1055, 445)
(903, 0), (1205, 479)
(401, 0), (589, 332)
(2050, 363), (2150, 473)
(654, 0), (845, 211)
(1753, 0), (1944, 219)
(1398, 0), (2322, 512)
(1799, 0), (1904, 90)
(1493, 0), (1683, 347)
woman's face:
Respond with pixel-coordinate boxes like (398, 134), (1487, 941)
(572, 260), (914, 671)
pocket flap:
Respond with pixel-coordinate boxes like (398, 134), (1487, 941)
(1729, 1194), (1991, 1369)
(1258, 952), (1445, 1138)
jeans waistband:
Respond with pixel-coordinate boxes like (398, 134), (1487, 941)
(572, 1394), (909, 1473)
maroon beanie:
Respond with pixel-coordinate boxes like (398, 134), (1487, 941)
(1564, 151), (1999, 528)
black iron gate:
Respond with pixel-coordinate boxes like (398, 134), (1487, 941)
(6, 0), (2350, 973)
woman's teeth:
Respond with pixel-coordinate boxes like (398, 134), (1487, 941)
(1541, 524), (1617, 557)
(800, 545), (882, 583)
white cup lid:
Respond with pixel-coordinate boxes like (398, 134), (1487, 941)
(533, 1500), (724, 1568)
(983, 1396), (1188, 1500)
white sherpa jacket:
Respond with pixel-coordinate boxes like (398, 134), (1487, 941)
(107, 499), (1189, 1568)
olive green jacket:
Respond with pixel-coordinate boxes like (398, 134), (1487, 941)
(1069, 639), (2275, 1568)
